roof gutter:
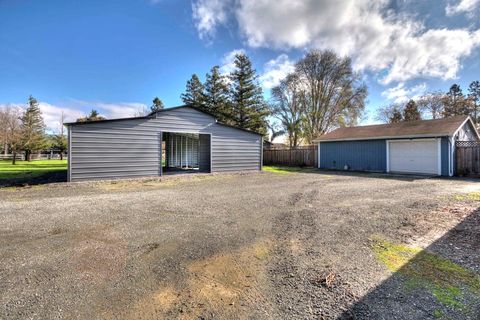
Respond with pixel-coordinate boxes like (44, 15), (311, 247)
(313, 133), (451, 143)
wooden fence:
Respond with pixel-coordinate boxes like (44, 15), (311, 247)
(263, 145), (317, 167)
(456, 141), (480, 176)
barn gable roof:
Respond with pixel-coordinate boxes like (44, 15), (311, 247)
(64, 105), (263, 136)
(313, 116), (479, 142)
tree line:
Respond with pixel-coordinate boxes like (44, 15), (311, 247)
(0, 96), (67, 163)
(180, 50), (367, 147)
(268, 50), (367, 147)
(5, 52), (475, 161)
(376, 81), (480, 124)
(180, 53), (269, 135)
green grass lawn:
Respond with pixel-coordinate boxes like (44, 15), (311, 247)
(0, 159), (67, 184)
(262, 165), (318, 174)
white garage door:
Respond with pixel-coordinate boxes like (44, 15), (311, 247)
(388, 139), (439, 175)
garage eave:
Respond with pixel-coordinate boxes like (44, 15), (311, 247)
(315, 134), (450, 143)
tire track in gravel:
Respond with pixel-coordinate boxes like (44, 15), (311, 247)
(269, 182), (358, 319)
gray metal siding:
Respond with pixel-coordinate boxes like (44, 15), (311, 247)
(211, 124), (262, 172)
(69, 107), (261, 181)
(320, 140), (387, 172)
(70, 119), (160, 181)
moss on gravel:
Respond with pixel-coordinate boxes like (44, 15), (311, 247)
(371, 236), (480, 312)
(262, 166), (317, 174)
(453, 192), (480, 201)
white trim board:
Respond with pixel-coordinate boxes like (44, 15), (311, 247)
(450, 137), (454, 177)
(437, 138), (442, 176)
(452, 116), (480, 141)
(317, 142), (321, 168)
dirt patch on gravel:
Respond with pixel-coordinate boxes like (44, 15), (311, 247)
(118, 239), (275, 319)
(71, 226), (129, 283)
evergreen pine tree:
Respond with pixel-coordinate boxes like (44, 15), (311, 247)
(21, 95), (46, 161)
(468, 81), (480, 124)
(390, 109), (403, 123)
(443, 84), (469, 117)
(151, 97), (164, 113)
(181, 74), (205, 109)
(204, 66), (231, 122)
(229, 53), (269, 135)
(76, 109), (106, 122)
(403, 100), (421, 121)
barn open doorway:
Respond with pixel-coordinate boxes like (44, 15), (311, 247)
(161, 132), (211, 175)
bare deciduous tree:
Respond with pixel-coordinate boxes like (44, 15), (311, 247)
(52, 111), (68, 160)
(294, 50), (367, 143)
(375, 103), (404, 123)
(417, 92), (445, 119)
(0, 108), (9, 155)
(0, 106), (22, 164)
(270, 74), (304, 148)
(266, 122), (285, 143)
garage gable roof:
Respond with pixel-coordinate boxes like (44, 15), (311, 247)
(313, 116), (477, 142)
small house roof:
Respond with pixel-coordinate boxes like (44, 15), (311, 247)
(313, 116), (477, 142)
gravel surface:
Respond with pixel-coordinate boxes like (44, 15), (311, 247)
(0, 170), (479, 319)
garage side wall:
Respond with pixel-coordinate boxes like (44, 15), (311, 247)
(210, 124), (262, 172)
(319, 140), (386, 172)
(69, 107), (262, 181)
(70, 118), (161, 181)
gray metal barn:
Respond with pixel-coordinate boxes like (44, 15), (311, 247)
(65, 106), (263, 181)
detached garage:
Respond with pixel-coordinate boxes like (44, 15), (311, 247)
(65, 106), (263, 181)
(314, 116), (479, 176)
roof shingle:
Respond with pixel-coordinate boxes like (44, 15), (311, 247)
(313, 116), (471, 142)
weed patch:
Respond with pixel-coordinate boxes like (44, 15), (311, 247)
(454, 192), (480, 201)
(263, 166), (316, 174)
(371, 236), (480, 312)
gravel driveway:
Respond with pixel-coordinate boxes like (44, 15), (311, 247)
(1, 170), (479, 319)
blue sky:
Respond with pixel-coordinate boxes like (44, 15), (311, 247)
(1, 0), (480, 132)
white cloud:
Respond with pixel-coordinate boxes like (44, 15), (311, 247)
(446, 0), (480, 16)
(192, 0), (480, 84)
(93, 102), (148, 118)
(259, 54), (295, 89)
(381, 82), (427, 104)
(192, 0), (229, 41)
(0, 102), (84, 133)
(1, 100), (148, 133)
(68, 100), (148, 119)
(39, 102), (85, 132)
(219, 48), (246, 75)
